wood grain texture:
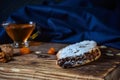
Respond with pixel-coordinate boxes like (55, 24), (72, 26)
(0, 42), (120, 80)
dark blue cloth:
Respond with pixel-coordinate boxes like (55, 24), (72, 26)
(0, 0), (120, 49)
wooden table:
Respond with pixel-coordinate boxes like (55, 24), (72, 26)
(0, 42), (120, 80)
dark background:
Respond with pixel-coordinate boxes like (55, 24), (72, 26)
(0, 0), (117, 24)
(0, 0), (62, 24)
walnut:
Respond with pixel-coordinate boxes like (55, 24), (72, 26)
(0, 44), (13, 63)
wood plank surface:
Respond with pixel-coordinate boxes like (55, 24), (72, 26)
(0, 42), (120, 80)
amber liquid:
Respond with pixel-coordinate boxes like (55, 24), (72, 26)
(5, 24), (35, 42)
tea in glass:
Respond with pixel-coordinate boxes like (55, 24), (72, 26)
(2, 21), (35, 48)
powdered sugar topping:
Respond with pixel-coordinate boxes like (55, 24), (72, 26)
(57, 40), (97, 59)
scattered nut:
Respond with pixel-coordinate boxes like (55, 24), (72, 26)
(0, 44), (13, 63)
(105, 53), (114, 56)
(116, 53), (120, 56)
(107, 50), (112, 53)
(99, 45), (107, 49)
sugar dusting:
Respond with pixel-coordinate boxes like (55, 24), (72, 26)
(57, 40), (97, 59)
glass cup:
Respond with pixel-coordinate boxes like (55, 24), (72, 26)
(2, 21), (35, 48)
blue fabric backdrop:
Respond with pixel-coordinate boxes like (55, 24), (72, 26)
(0, 0), (120, 49)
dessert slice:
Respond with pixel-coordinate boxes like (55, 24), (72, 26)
(56, 40), (101, 68)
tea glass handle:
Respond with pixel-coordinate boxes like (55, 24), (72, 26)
(30, 30), (41, 40)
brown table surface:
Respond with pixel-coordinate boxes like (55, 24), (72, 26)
(0, 42), (120, 80)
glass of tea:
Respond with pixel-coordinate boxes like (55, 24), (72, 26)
(2, 21), (35, 48)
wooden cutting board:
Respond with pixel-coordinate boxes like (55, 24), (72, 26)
(0, 42), (120, 80)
